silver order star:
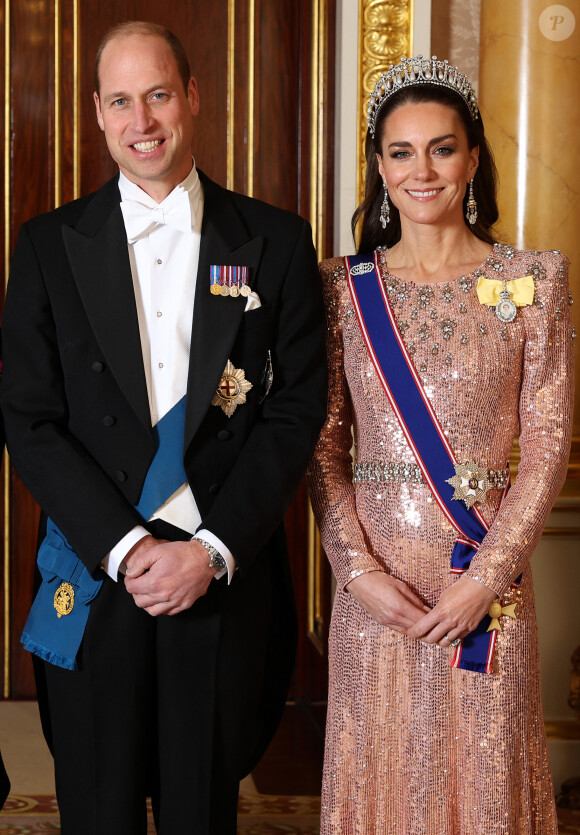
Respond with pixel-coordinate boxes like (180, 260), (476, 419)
(446, 461), (492, 509)
(212, 360), (253, 418)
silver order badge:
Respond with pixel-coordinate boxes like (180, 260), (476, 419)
(495, 281), (517, 323)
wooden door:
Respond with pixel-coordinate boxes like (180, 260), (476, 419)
(0, 0), (334, 699)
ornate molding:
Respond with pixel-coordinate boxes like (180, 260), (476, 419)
(73, 0), (80, 200)
(226, 0), (235, 190)
(307, 0), (331, 656)
(246, 0), (256, 197)
(310, 0), (329, 258)
(307, 505), (325, 654)
(3, 0), (11, 699)
(357, 0), (413, 202)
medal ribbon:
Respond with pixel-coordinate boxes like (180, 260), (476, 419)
(210, 265), (223, 292)
(345, 252), (510, 674)
(475, 275), (534, 307)
(210, 265), (250, 296)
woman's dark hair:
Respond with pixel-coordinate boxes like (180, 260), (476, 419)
(352, 84), (499, 253)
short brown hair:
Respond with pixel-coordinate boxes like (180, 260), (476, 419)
(94, 21), (191, 96)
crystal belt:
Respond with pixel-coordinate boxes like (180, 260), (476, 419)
(353, 461), (509, 490)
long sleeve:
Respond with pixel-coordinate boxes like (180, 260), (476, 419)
(307, 259), (384, 591)
(465, 253), (575, 594)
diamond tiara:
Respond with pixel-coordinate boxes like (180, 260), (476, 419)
(367, 55), (479, 137)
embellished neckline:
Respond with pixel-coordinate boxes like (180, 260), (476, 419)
(377, 242), (517, 287)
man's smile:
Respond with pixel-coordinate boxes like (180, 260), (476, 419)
(132, 139), (164, 152)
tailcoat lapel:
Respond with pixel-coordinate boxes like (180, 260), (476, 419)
(61, 173), (264, 447)
(62, 178), (151, 433)
(185, 174), (264, 450)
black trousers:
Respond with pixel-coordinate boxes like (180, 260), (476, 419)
(0, 751), (9, 808)
(34, 520), (289, 835)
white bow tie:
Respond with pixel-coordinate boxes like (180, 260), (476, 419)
(120, 188), (193, 243)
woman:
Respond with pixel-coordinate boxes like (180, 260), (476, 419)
(308, 56), (574, 834)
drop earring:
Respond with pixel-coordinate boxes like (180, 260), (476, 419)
(466, 178), (477, 225)
(380, 182), (390, 228)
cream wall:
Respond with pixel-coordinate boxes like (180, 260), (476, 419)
(334, 0), (431, 254)
(334, 1), (359, 255)
(534, 514), (580, 790)
(334, 0), (580, 792)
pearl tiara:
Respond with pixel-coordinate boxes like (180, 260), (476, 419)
(367, 55), (480, 137)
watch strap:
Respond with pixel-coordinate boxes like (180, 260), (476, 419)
(194, 537), (227, 572)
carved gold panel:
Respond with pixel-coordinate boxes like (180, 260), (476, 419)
(357, 0), (413, 202)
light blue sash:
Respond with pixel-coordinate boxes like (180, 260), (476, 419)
(21, 395), (187, 670)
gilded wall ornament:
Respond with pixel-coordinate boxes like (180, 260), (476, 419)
(357, 0), (413, 201)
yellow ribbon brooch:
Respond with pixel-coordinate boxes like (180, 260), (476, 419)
(476, 275), (535, 323)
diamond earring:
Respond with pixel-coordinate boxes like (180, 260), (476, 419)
(466, 178), (477, 225)
(380, 182), (390, 228)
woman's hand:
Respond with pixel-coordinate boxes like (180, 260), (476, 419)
(346, 571), (430, 634)
(407, 575), (497, 648)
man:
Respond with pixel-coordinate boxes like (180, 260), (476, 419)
(0, 21), (326, 834)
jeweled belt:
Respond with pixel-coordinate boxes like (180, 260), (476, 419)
(353, 460), (509, 491)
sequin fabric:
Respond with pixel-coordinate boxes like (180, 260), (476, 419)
(307, 245), (575, 834)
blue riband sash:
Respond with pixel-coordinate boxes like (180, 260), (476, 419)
(345, 252), (511, 674)
(21, 395), (188, 670)
(20, 520), (103, 670)
(135, 396), (187, 519)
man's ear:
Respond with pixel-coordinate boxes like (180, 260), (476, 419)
(187, 77), (200, 117)
(94, 92), (105, 132)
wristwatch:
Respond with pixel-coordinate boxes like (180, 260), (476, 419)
(195, 538), (227, 573)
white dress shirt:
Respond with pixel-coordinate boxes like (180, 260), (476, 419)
(102, 162), (235, 581)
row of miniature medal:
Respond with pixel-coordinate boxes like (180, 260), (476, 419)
(210, 265), (251, 297)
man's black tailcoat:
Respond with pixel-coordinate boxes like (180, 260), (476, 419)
(0, 171), (327, 832)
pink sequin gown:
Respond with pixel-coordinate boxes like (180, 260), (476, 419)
(307, 245), (575, 834)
